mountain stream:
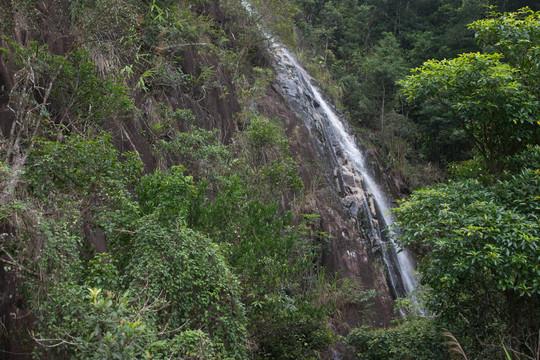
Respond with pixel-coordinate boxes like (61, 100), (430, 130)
(243, 1), (419, 301)
(269, 42), (418, 300)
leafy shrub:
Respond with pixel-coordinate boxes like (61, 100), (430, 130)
(26, 134), (141, 199)
(347, 318), (450, 360)
(155, 329), (225, 360)
(36, 283), (224, 360)
(18, 135), (248, 359)
(252, 296), (333, 360)
(121, 167), (248, 358)
(1, 38), (132, 128)
(259, 156), (304, 194)
(119, 218), (248, 359)
(503, 144), (540, 173)
(135, 165), (203, 224)
(447, 156), (491, 182)
(393, 146), (540, 357)
(243, 115), (289, 164)
(155, 123), (231, 178)
(48, 50), (133, 126)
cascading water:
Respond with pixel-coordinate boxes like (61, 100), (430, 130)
(271, 47), (418, 299)
(242, 2), (418, 300)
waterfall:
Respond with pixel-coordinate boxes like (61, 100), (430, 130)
(273, 47), (418, 298)
(242, 1), (418, 299)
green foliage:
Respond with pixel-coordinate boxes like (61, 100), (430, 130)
(251, 296), (333, 360)
(243, 115), (289, 160)
(400, 52), (538, 172)
(79, 288), (146, 360)
(160, 329), (225, 360)
(51, 287), (147, 360)
(107, 166), (249, 357)
(395, 178), (539, 297)
(145, 0), (213, 43)
(129, 162), (325, 359)
(35, 282), (228, 360)
(232, 114), (304, 202)
(291, 0), (494, 187)
(342, 32), (408, 128)
(195, 181), (304, 290)
(233, 0), (299, 46)
(298, 51), (344, 106)
(24, 227), (152, 359)
(1, 38), (132, 129)
(135, 165), (202, 224)
(178, 172), (328, 359)
(347, 318), (449, 360)
(447, 156), (492, 182)
(70, 0), (140, 47)
(26, 134), (141, 199)
(86, 253), (120, 290)
(50, 50), (134, 124)
(156, 123), (231, 177)
(400, 9), (540, 171)
(119, 221), (247, 358)
(504, 143), (540, 172)
(0, 1), (343, 359)
(134, 100), (318, 359)
(312, 274), (377, 321)
(19, 214), (86, 302)
(393, 146), (540, 358)
(259, 155), (304, 194)
(292, 0), (494, 124)
(469, 7), (540, 96)
(19, 138), (248, 359)
(367, 113), (445, 189)
(292, 0), (539, 180)
(238, 67), (274, 105)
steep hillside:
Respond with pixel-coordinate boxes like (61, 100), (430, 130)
(0, 0), (395, 358)
(288, 1), (540, 358)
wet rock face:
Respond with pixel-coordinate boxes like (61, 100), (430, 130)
(295, 191), (394, 331)
(270, 43), (419, 304)
(269, 48), (399, 327)
(272, 46), (373, 233)
(256, 88), (382, 305)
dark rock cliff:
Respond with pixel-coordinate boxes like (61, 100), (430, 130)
(0, 0), (395, 357)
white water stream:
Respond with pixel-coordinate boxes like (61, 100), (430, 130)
(243, 1), (418, 299)
(274, 47), (418, 297)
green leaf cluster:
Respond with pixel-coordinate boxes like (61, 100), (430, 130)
(392, 146), (540, 357)
(12, 136), (248, 359)
(400, 8), (540, 172)
(347, 318), (449, 360)
(400, 51), (538, 172)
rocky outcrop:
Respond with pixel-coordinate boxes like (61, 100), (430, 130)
(269, 44), (418, 301)
(257, 79), (395, 330)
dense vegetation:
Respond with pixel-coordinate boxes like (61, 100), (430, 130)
(292, 1), (539, 359)
(393, 8), (540, 359)
(0, 0), (333, 358)
(293, 0), (539, 186)
(1, 0), (538, 359)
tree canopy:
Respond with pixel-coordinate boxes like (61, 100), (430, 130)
(393, 9), (540, 358)
(400, 8), (540, 173)
(400, 51), (538, 172)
